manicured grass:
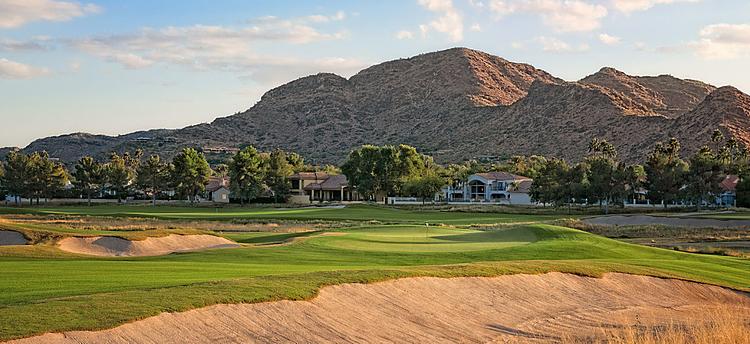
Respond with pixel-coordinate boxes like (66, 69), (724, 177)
(0, 204), (569, 225)
(0, 205), (747, 340)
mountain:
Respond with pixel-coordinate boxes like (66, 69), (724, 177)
(16, 47), (750, 165)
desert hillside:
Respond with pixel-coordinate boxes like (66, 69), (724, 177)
(10, 47), (750, 164)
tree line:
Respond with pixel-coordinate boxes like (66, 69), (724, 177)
(527, 131), (750, 212)
(0, 146), (319, 206)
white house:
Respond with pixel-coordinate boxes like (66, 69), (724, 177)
(444, 172), (534, 205)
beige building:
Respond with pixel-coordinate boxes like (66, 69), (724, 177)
(290, 172), (361, 203)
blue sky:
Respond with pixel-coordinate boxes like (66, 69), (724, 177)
(1, 0), (749, 147)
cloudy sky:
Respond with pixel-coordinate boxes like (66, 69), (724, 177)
(1, 0), (749, 147)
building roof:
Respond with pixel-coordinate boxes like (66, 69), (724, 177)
(206, 176), (229, 192)
(473, 171), (529, 182)
(721, 175), (739, 192)
(303, 174), (348, 191)
(290, 172), (329, 181)
(508, 179), (533, 193)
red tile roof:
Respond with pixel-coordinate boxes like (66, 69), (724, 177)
(721, 175), (739, 192)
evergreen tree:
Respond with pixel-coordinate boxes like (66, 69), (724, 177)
(685, 146), (725, 208)
(171, 148), (212, 203)
(3, 151), (29, 205)
(136, 155), (169, 206)
(105, 153), (133, 203)
(644, 138), (688, 208)
(228, 146), (265, 204)
(73, 156), (105, 206)
(265, 149), (293, 203)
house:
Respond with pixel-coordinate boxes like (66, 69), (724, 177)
(718, 174), (739, 207)
(290, 172), (362, 203)
(444, 172), (534, 205)
(206, 176), (230, 203)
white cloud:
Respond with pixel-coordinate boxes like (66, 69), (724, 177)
(598, 33), (621, 45)
(489, 0), (608, 32)
(0, 0), (100, 29)
(307, 11), (346, 23)
(535, 36), (590, 52)
(395, 30), (415, 39)
(470, 23), (482, 31)
(417, 0), (464, 42)
(690, 23), (750, 60)
(0, 57), (49, 78)
(65, 16), (364, 85)
(611, 0), (700, 14)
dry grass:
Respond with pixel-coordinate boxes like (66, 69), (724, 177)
(562, 306), (750, 344)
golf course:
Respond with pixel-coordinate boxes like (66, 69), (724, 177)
(0, 205), (749, 342)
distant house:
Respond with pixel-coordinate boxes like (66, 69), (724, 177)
(718, 174), (739, 207)
(290, 172), (362, 203)
(444, 172), (534, 205)
(206, 176), (230, 203)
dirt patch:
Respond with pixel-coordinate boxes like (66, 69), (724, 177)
(9, 273), (750, 343)
(0, 231), (27, 246)
(584, 215), (750, 228)
(57, 235), (239, 257)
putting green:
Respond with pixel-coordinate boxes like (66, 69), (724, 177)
(314, 225), (537, 252)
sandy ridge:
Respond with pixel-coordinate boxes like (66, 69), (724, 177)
(8, 272), (750, 343)
(57, 234), (239, 257)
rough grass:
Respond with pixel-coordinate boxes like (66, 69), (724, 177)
(0, 206), (748, 340)
(584, 305), (750, 344)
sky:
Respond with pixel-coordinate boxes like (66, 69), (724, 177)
(1, 0), (749, 148)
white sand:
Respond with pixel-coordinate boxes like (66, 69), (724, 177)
(0, 230), (27, 246)
(57, 234), (239, 257)
(10, 272), (750, 343)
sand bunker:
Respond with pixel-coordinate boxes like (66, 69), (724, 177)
(57, 234), (239, 257)
(0, 231), (27, 246)
(10, 273), (750, 343)
(584, 215), (750, 228)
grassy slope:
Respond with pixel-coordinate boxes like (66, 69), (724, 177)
(0, 205), (748, 340)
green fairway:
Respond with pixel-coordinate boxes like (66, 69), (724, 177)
(0, 205), (748, 340)
(0, 204), (566, 224)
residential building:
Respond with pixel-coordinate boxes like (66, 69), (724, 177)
(290, 172), (362, 203)
(444, 172), (534, 205)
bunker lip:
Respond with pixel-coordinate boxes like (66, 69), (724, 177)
(583, 214), (750, 228)
(0, 231), (28, 246)
(57, 234), (240, 257)
(7, 272), (750, 343)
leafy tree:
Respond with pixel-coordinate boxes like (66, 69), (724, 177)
(623, 164), (646, 204)
(171, 148), (212, 203)
(265, 149), (293, 203)
(213, 163), (229, 179)
(3, 151), (29, 205)
(229, 146), (265, 204)
(644, 138), (688, 208)
(342, 144), (431, 202)
(402, 175), (444, 204)
(286, 152), (306, 172)
(585, 138), (625, 214)
(736, 175), (750, 207)
(685, 146), (725, 208)
(496, 155), (547, 179)
(530, 158), (570, 206)
(105, 153), (133, 203)
(73, 156), (105, 206)
(136, 155), (169, 206)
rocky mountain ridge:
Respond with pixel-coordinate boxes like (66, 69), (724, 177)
(14, 47), (750, 165)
